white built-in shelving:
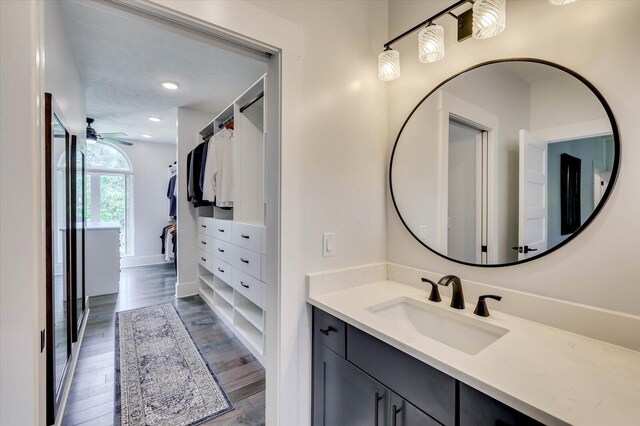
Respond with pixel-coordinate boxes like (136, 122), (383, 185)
(194, 75), (267, 366)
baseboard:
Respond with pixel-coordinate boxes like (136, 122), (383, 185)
(176, 280), (199, 298)
(54, 307), (90, 426)
(120, 254), (171, 268)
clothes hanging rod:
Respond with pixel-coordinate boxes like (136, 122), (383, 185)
(218, 115), (234, 129)
(383, 0), (471, 49)
(239, 91), (264, 114)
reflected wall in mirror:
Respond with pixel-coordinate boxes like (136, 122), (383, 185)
(45, 93), (73, 424)
(72, 135), (86, 339)
(390, 59), (619, 266)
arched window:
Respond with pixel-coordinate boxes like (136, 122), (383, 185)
(59, 141), (134, 255)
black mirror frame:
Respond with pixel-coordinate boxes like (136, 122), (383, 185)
(389, 58), (620, 268)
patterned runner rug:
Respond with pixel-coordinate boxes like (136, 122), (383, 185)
(115, 304), (233, 425)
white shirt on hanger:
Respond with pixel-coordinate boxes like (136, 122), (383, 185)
(217, 127), (234, 207)
(201, 137), (217, 202)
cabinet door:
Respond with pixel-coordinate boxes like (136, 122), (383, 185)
(390, 393), (441, 426)
(459, 383), (544, 426)
(313, 344), (388, 426)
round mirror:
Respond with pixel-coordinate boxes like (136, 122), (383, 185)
(390, 59), (619, 266)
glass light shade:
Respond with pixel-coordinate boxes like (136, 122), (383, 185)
(378, 49), (400, 81)
(418, 25), (445, 63)
(549, 0), (576, 5)
(473, 0), (506, 40)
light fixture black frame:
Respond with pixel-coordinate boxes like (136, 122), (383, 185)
(388, 58), (621, 268)
(383, 0), (473, 50)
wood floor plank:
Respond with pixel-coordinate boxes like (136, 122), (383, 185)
(62, 263), (265, 426)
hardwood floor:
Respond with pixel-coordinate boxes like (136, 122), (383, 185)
(62, 263), (265, 426)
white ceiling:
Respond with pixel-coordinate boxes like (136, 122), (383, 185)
(61, 1), (267, 145)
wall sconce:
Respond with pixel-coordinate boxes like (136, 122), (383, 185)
(378, 0), (576, 81)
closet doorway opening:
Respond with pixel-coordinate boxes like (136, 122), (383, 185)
(45, 1), (281, 425)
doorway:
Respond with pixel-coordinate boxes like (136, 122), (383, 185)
(447, 119), (488, 264)
(44, 1), (282, 424)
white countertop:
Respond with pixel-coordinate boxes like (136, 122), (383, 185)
(307, 280), (640, 426)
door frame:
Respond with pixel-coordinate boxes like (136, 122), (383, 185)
(84, 1), (293, 424)
(437, 90), (499, 263)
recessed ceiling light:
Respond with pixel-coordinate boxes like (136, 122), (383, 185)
(161, 81), (179, 90)
(148, 116), (161, 122)
(142, 134), (152, 138)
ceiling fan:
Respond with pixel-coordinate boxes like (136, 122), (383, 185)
(86, 117), (132, 146)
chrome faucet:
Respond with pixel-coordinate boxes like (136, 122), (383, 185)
(437, 275), (465, 309)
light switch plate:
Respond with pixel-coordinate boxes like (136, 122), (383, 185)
(322, 233), (336, 257)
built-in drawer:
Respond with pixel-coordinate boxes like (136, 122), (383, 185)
(197, 233), (215, 254)
(231, 245), (262, 280)
(197, 249), (213, 272)
(231, 269), (264, 309)
(212, 238), (233, 264)
(232, 222), (264, 253)
(212, 219), (232, 242)
(347, 325), (456, 425)
(212, 257), (232, 283)
(313, 307), (346, 358)
(197, 217), (215, 237)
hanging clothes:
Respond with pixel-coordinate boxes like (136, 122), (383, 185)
(215, 127), (234, 207)
(190, 141), (211, 207)
(167, 174), (177, 218)
(201, 135), (217, 202)
(160, 222), (176, 262)
(186, 151), (193, 202)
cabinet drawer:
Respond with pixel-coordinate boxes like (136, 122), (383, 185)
(313, 307), (346, 357)
(231, 245), (262, 280)
(212, 238), (233, 264)
(231, 269), (264, 309)
(212, 257), (232, 283)
(232, 222), (264, 253)
(197, 249), (213, 272)
(459, 382), (543, 426)
(347, 325), (456, 425)
(212, 219), (232, 242)
(197, 217), (215, 237)
(197, 233), (215, 254)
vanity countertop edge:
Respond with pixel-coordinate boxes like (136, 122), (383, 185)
(307, 280), (640, 426)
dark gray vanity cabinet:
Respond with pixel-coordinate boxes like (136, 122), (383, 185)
(459, 383), (544, 426)
(313, 344), (389, 426)
(312, 307), (544, 426)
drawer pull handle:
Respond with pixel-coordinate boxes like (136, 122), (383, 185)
(374, 393), (383, 426)
(241, 282), (250, 288)
(319, 326), (337, 336)
(218, 248), (225, 253)
(218, 267), (225, 273)
(392, 405), (401, 426)
(201, 224), (206, 228)
(241, 234), (250, 239)
(240, 258), (249, 264)
(201, 257), (207, 261)
(218, 228), (225, 232)
(201, 241), (206, 245)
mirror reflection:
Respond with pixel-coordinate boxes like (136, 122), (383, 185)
(52, 115), (70, 392)
(390, 60), (617, 266)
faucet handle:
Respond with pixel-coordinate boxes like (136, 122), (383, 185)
(474, 295), (502, 317)
(421, 278), (441, 303)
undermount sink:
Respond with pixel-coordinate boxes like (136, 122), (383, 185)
(366, 297), (509, 355)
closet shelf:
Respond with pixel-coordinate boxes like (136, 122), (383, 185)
(214, 286), (234, 306)
(235, 321), (263, 356)
(199, 273), (214, 290)
(235, 303), (264, 333)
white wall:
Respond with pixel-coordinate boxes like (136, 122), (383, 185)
(387, 0), (640, 316)
(175, 108), (213, 295)
(44, 0), (86, 139)
(118, 141), (177, 267)
(150, 2), (389, 425)
(0, 2), (45, 424)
